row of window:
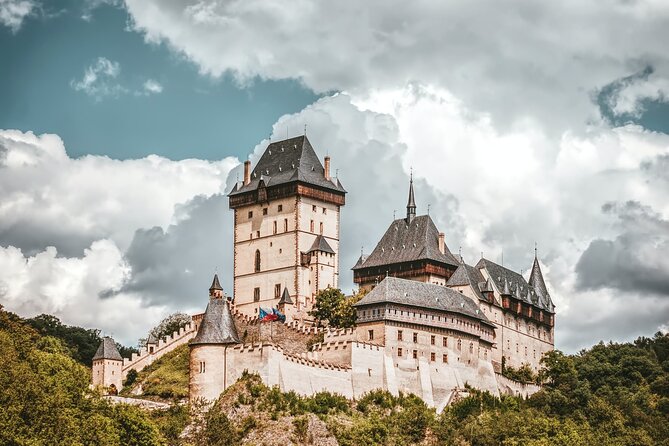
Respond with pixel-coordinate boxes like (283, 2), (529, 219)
(361, 308), (480, 333)
(395, 330), (474, 352)
(397, 348), (449, 362)
(247, 204), (328, 220)
(251, 284), (288, 302)
(506, 340), (540, 358)
(248, 219), (326, 240)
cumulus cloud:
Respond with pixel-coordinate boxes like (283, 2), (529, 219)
(124, 0), (669, 132)
(71, 57), (125, 100)
(603, 66), (669, 118)
(0, 0), (36, 32)
(141, 78), (163, 95)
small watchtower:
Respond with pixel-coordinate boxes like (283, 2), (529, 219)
(91, 336), (124, 394)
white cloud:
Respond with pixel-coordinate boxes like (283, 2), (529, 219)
(142, 78), (163, 94)
(124, 0), (669, 132)
(0, 0), (35, 32)
(71, 57), (125, 100)
(607, 71), (669, 118)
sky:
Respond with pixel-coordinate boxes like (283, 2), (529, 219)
(1, 0), (668, 351)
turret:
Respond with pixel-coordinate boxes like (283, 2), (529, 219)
(209, 273), (224, 299)
(91, 336), (123, 394)
(189, 281), (241, 404)
(528, 248), (555, 312)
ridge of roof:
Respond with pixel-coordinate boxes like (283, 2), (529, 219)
(446, 262), (487, 301)
(190, 298), (240, 346)
(93, 336), (123, 361)
(228, 135), (346, 197)
(353, 215), (459, 270)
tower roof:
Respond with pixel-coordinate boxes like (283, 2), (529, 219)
(406, 174), (416, 222)
(528, 256), (555, 311)
(190, 298), (240, 346)
(353, 215), (459, 270)
(229, 135), (346, 197)
(146, 333), (158, 345)
(446, 262), (487, 301)
(92, 336), (123, 361)
(307, 235), (335, 254)
(209, 274), (223, 292)
(278, 287), (293, 305)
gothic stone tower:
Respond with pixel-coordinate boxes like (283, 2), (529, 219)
(228, 135), (346, 321)
(91, 336), (123, 394)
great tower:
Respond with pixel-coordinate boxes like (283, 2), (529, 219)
(228, 135), (346, 321)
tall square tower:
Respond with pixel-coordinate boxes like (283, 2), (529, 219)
(228, 136), (346, 321)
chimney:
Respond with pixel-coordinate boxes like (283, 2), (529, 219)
(324, 156), (331, 181)
(438, 232), (445, 254)
(243, 160), (251, 185)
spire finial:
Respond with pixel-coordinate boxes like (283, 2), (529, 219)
(406, 171), (416, 223)
(534, 241), (538, 259)
(393, 209), (396, 220)
(304, 123), (307, 135)
(427, 203), (431, 215)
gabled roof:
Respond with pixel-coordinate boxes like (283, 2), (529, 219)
(446, 262), (487, 301)
(354, 277), (491, 324)
(190, 298), (240, 346)
(475, 258), (554, 313)
(353, 215), (459, 270)
(93, 336), (123, 361)
(146, 333), (158, 345)
(209, 274), (222, 292)
(228, 135), (346, 196)
(308, 235), (335, 254)
(278, 287), (293, 305)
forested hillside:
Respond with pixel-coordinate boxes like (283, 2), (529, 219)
(1, 304), (667, 445)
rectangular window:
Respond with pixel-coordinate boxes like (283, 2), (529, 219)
(412, 350), (418, 359)
(443, 337), (448, 347)
(284, 218), (288, 232)
(256, 230), (260, 238)
(310, 220), (314, 232)
(413, 332), (418, 343)
(278, 204), (283, 212)
(430, 335), (435, 345)
(430, 352), (435, 362)
(319, 222), (323, 234)
(312, 205), (317, 212)
(248, 211), (253, 218)
(368, 330), (374, 341)
(273, 221), (277, 234)
(274, 284), (281, 299)
(322, 207), (327, 214)
(397, 330), (403, 341)
(254, 287), (260, 302)
(442, 354), (448, 363)
(263, 208), (268, 215)
(199, 361), (206, 373)
(397, 348), (403, 357)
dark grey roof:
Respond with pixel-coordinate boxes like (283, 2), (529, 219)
(446, 263), (487, 301)
(308, 235), (335, 254)
(229, 135), (346, 196)
(354, 277), (491, 324)
(190, 298), (240, 346)
(475, 258), (554, 313)
(92, 337), (123, 361)
(528, 257), (554, 311)
(146, 333), (158, 345)
(353, 215), (459, 270)
(352, 253), (368, 269)
(209, 274), (222, 292)
(278, 287), (293, 305)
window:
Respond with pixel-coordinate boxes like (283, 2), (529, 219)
(430, 335), (435, 345)
(312, 205), (317, 212)
(278, 204), (283, 212)
(442, 354), (448, 363)
(397, 348), (403, 357)
(254, 288), (260, 302)
(199, 361), (206, 373)
(469, 343), (474, 353)
(310, 220), (314, 232)
(457, 339), (462, 350)
(248, 211), (253, 218)
(274, 284), (281, 299)
(525, 346), (528, 356)
(368, 330), (374, 341)
(397, 330), (403, 341)
(273, 221), (277, 234)
(256, 230), (260, 238)
(443, 337), (448, 347)
(322, 207), (327, 214)
(412, 350), (418, 359)
(284, 219), (288, 232)
(430, 352), (436, 362)
(149, 346), (154, 353)
(255, 250), (261, 272)
(319, 222), (323, 234)
(413, 332), (418, 343)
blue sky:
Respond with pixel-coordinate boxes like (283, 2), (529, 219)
(1, 0), (668, 351)
(0, 0), (319, 160)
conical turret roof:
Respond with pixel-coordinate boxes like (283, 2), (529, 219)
(278, 287), (293, 305)
(529, 256), (549, 299)
(93, 336), (123, 361)
(190, 298), (240, 346)
(209, 274), (223, 292)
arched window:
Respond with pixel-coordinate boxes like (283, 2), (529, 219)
(255, 250), (261, 272)
(319, 222), (323, 234)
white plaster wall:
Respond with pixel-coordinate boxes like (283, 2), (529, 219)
(93, 359), (123, 392)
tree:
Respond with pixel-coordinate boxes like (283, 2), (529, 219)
(309, 288), (366, 328)
(140, 312), (192, 347)
(25, 314), (102, 365)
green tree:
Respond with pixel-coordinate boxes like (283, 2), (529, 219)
(140, 312), (192, 347)
(309, 287), (366, 328)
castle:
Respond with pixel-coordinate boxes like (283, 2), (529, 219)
(92, 135), (555, 409)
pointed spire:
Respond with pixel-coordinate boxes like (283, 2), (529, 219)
(406, 170), (416, 223)
(278, 287), (293, 305)
(209, 274), (223, 298)
(529, 255), (549, 299)
(502, 277), (511, 295)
